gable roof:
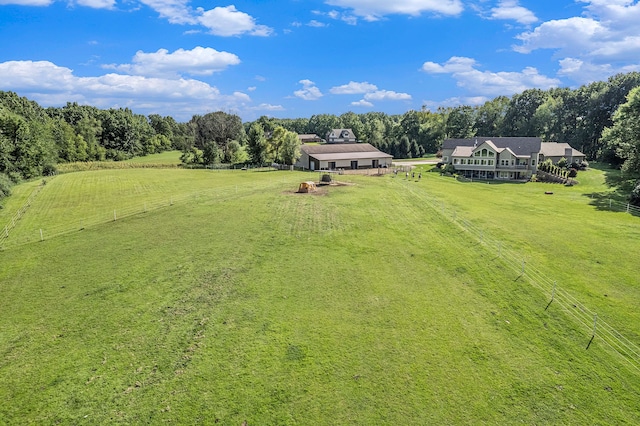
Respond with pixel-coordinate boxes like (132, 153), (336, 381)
(326, 128), (356, 139)
(540, 142), (585, 157)
(298, 133), (323, 142)
(443, 137), (542, 156)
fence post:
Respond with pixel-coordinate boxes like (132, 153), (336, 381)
(114, 210), (117, 221)
(4, 226), (7, 237)
(609, 198), (612, 209)
(627, 203), (630, 213)
(40, 229), (44, 242)
(521, 260), (526, 275)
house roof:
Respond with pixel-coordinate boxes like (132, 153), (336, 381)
(301, 143), (392, 160)
(298, 134), (323, 141)
(311, 151), (393, 161)
(540, 142), (585, 157)
(326, 128), (356, 139)
(443, 137), (542, 156)
(451, 146), (474, 157)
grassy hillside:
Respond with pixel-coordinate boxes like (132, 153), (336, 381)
(0, 167), (638, 424)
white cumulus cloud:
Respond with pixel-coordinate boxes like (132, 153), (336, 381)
(324, 0), (463, 21)
(489, 0), (537, 25)
(198, 5), (273, 37)
(105, 47), (241, 78)
(294, 79), (323, 100)
(330, 81), (378, 94)
(364, 90), (412, 101)
(248, 103), (285, 111)
(139, 0), (196, 24)
(0, 60), (250, 121)
(351, 99), (374, 107)
(421, 56), (560, 96)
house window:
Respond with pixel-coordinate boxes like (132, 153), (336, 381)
(474, 159), (479, 165)
(328, 161), (336, 169)
(454, 158), (459, 164)
(460, 159), (466, 165)
(475, 151), (481, 157)
(481, 149), (487, 156)
(443, 156), (448, 162)
(488, 151), (495, 157)
(532, 159), (536, 166)
(481, 159), (486, 165)
(488, 160), (494, 165)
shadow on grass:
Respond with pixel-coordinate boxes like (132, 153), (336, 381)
(582, 163), (639, 215)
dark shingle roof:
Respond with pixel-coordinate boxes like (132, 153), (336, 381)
(443, 137), (542, 156)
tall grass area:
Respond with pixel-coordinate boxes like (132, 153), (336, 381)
(0, 168), (638, 424)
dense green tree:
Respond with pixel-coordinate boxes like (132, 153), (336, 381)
(339, 112), (365, 140)
(445, 106), (476, 138)
(601, 86), (640, 182)
(474, 96), (508, 136)
(308, 114), (342, 140)
(280, 130), (302, 165)
(502, 89), (548, 136)
(396, 135), (411, 158)
(268, 126), (289, 163)
(202, 141), (220, 166)
(246, 122), (268, 164)
(191, 111), (244, 156)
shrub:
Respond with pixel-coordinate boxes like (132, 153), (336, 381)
(0, 173), (13, 200)
(630, 181), (640, 207)
(443, 164), (456, 175)
(568, 168), (578, 178)
(557, 157), (568, 169)
(42, 163), (57, 176)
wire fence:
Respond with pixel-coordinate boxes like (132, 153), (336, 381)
(0, 179), (48, 248)
(2, 170), (639, 371)
(400, 176), (640, 373)
(0, 171), (308, 250)
(602, 198), (640, 216)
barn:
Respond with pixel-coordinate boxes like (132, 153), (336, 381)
(295, 143), (393, 171)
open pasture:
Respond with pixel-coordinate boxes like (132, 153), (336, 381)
(0, 167), (638, 424)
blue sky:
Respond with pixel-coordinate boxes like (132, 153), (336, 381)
(1, 0), (639, 121)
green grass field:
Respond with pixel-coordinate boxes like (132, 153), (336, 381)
(0, 166), (638, 424)
(123, 150), (183, 164)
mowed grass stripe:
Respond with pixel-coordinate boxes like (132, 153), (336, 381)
(1, 169), (309, 247)
(0, 169), (639, 424)
(407, 168), (640, 343)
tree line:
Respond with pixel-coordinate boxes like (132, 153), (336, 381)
(2, 71), (640, 203)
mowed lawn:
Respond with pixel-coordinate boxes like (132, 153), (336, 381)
(0, 167), (639, 424)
